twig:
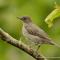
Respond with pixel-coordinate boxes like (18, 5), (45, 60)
(0, 28), (45, 60)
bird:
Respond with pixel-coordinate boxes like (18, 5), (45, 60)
(17, 16), (60, 50)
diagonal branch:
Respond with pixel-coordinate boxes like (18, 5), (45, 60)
(0, 28), (46, 60)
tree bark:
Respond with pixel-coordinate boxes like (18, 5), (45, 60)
(0, 28), (46, 60)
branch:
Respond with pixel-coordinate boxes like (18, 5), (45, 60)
(0, 28), (46, 60)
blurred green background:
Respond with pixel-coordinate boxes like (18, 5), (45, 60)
(0, 0), (60, 60)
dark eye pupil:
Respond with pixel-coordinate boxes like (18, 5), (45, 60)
(23, 17), (26, 20)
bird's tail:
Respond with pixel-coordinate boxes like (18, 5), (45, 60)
(49, 41), (60, 48)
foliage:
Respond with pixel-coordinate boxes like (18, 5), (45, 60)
(45, 2), (60, 27)
(0, 0), (60, 60)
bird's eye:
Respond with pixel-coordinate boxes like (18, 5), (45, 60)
(23, 17), (27, 20)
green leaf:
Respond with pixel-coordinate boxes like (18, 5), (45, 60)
(45, 4), (60, 27)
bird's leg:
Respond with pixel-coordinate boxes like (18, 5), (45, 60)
(35, 43), (41, 52)
(19, 37), (22, 43)
(37, 44), (41, 51)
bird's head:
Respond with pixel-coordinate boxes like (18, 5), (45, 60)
(17, 16), (32, 23)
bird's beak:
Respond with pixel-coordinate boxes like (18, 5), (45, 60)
(17, 17), (23, 20)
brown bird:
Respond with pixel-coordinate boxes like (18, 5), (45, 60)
(17, 16), (60, 50)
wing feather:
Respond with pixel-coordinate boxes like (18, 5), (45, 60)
(25, 23), (49, 39)
(24, 23), (54, 45)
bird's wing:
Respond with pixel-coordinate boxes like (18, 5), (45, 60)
(24, 23), (55, 45)
(25, 23), (50, 40)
